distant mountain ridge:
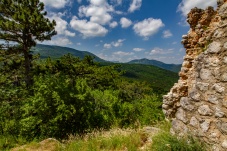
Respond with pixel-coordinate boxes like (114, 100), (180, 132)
(32, 44), (106, 62)
(127, 58), (181, 73)
(32, 44), (181, 73)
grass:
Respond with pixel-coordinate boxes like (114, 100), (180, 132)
(65, 128), (147, 151)
(150, 132), (208, 151)
(3, 121), (209, 151)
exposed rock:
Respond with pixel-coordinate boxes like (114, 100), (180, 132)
(199, 69), (213, 80)
(207, 41), (222, 54)
(217, 120), (227, 134)
(212, 83), (225, 93)
(215, 108), (225, 118)
(200, 119), (211, 132)
(198, 105), (213, 116)
(196, 82), (209, 91)
(172, 119), (188, 134)
(162, 1), (227, 150)
(11, 138), (61, 151)
(219, 2), (227, 18)
(208, 95), (219, 104)
(222, 140), (227, 149)
(190, 116), (199, 127)
(176, 108), (188, 123)
(180, 97), (194, 111)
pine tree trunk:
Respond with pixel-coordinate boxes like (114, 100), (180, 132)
(23, 48), (32, 87)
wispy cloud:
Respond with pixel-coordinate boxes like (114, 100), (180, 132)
(43, 36), (72, 46)
(163, 30), (173, 38)
(128, 0), (142, 13)
(104, 43), (112, 49)
(133, 48), (145, 52)
(149, 47), (173, 55)
(103, 39), (126, 49)
(113, 51), (134, 56)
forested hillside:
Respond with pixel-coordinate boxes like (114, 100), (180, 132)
(32, 44), (106, 62)
(128, 58), (181, 73)
(0, 0), (180, 150)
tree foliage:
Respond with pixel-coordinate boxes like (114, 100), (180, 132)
(0, 55), (164, 141)
(0, 0), (56, 86)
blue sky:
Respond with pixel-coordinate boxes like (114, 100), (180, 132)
(40, 0), (217, 64)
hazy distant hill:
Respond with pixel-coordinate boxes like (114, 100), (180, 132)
(127, 58), (181, 73)
(31, 44), (106, 62)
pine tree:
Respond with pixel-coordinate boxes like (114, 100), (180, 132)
(0, 0), (57, 86)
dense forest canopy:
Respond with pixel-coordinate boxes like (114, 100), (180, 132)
(0, 0), (176, 149)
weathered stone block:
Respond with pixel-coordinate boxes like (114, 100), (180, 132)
(200, 119), (211, 132)
(212, 83), (225, 93)
(176, 108), (188, 123)
(207, 41), (222, 53)
(222, 140), (227, 149)
(221, 73), (227, 82)
(198, 105), (213, 116)
(223, 56), (227, 64)
(219, 2), (227, 19)
(180, 97), (194, 111)
(217, 120), (227, 134)
(209, 130), (221, 143)
(208, 95), (219, 104)
(196, 82), (209, 91)
(199, 69), (213, 80)
(189, 91), (201, 101)
(190, 116), (199, 127)
(172, 119), (188, 134)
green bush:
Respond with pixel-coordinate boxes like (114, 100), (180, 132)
(0, 55), (165, 142)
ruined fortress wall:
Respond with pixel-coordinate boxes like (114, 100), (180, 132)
(162, 0), (227, 150)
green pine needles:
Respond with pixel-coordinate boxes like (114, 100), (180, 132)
(0, 0), (56, 86)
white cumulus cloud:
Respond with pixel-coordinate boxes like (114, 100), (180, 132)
(133, 18), (164, 39)
(120, 17), (132, 28)
(40, 0), (70, 9)
(128, 0), (142, 13)
(90, 0), (106, 6)
(78, 0), (114, 25)
(70, 16), (108, 38)
(109, 21), (118, 28)
(48, 14), (75, 37)
(163, 30), (173, 38)
(178, 0), (217, 17)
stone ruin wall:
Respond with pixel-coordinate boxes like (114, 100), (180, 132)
(162, 0), (227, 150)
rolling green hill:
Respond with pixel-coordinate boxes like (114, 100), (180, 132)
(32, 44), (106, 62)
(127, 58), (181, 73)
(32, 44), (179, 93)
(101, 62), (179, 94)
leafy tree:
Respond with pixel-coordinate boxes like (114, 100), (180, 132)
(0, 0), (56, 86)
